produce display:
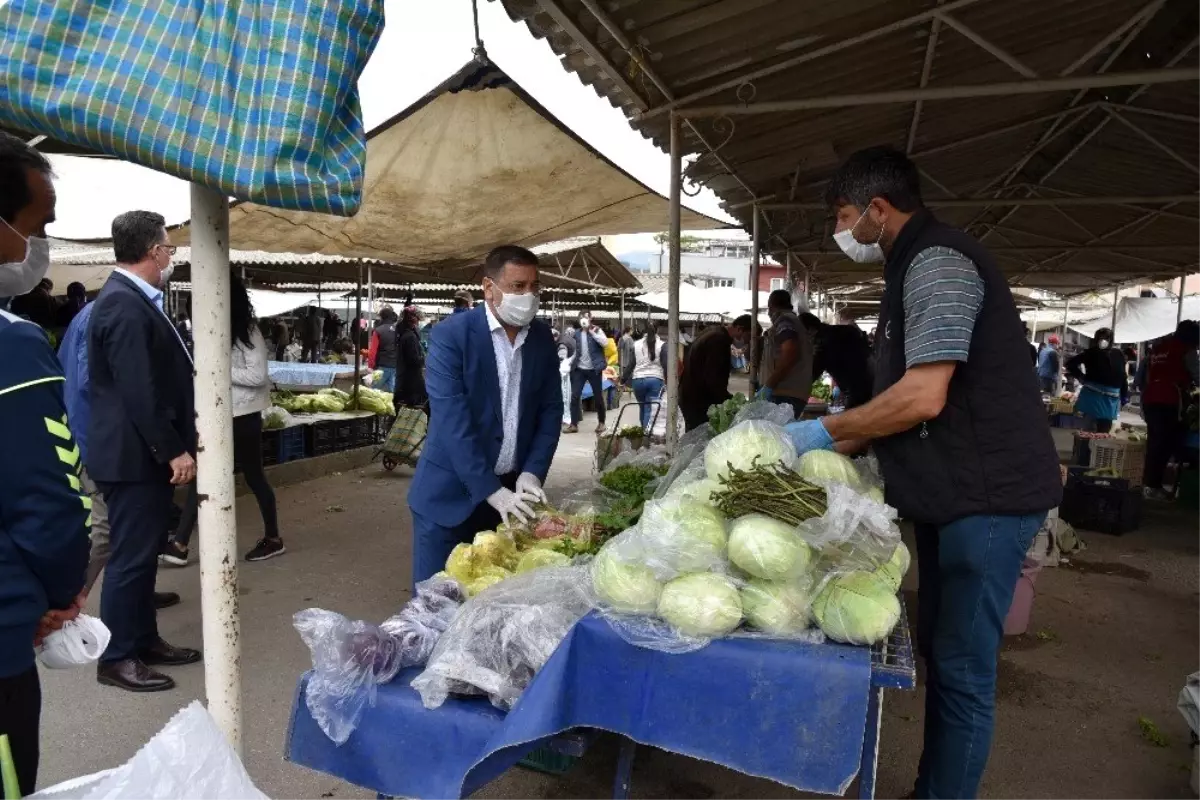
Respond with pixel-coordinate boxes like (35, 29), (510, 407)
(809, 380), (833, 403)
(707, 393), (748, 434)
(270, 386), (395, 416)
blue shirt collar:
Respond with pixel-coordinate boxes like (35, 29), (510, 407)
(114, 267), (163, 309)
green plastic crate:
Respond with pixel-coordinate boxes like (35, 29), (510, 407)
(518, 746), (579, 776)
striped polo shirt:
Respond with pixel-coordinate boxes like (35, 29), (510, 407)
(902, 246), (985, 367)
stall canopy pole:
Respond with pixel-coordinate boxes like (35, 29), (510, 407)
(1062, 299), (1071, 339)
(353, 264), (363, 406)
(1178, 272), (1187, 325)
(367, 263), (374, 321)
(619, 289), (625, 333)
(666, 112), (682, 452)
(1110, 287), (1119, 338)
(189, 184), (242, 753)
(749, 204), (761, 393)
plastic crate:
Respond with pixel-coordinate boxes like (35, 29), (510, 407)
(306, 420), (353, 456)
(277, 426), (308, 463)
(261, 429), (280, 466)
(517, 747), (579, 776)
(1089, 438), (1146, 487)
(348, 416), (376, 448)
(1059, 474), (1142, 535)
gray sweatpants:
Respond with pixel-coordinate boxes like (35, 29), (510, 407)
(81, 467), (111, 594)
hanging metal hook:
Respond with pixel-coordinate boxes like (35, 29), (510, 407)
(471, 0), (488, 61)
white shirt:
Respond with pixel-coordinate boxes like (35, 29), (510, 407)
(486, 303), (530, 475)
(631, 336), (665, 381)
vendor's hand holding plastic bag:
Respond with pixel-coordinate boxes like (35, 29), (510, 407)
(37, 614), (110, 669)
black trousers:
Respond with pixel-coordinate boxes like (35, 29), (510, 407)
(97, 480), (174, 662)
(570, 368), (606, 424)
(1143, 402), (1183, 489)
(0, 667), (40, 796)
(174, 413), (279, 547)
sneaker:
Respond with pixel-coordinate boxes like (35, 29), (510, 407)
(562, 424), (578, 434)
(245, 537), (287, 562)
(594, 423), (606, 434)
(158, 541), (190, 567)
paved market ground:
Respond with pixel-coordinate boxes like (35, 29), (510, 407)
(39, 404), (1199, 799)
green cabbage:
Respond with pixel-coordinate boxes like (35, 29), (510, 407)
(811, 571), (900, 644)
(472, 531), (518, 570)
(640, 498), (728, 574)
(515, 549), (571, 574)
(308, 393), (346, 413)
(318, 387), (351, 402)
(592, 545), (661, 614)
(445, 543), (485, 585)
(796, 450), (862, 489)
(656, 573), (743, 638)
(740, 579), (812, 635)
(465, 565), (511, 596)
(874, 542), (911, 592)
(704, 421), (795, 482)
(666, 477), (722, 506)
(727, 514), (812, 580)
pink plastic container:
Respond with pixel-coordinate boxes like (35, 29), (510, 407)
(1004, 558), (1042, 636)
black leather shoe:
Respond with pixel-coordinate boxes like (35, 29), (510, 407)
(140, 637), (202, 666)
(154, 591), (181, 609)
(97, 658), (175, 692)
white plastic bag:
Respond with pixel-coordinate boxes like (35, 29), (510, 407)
(37, 615), (110, 669)
(29, 702), (266, 799)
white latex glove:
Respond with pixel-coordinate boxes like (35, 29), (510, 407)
(487, 487), (536, 526)
(515, 472), (547, 504)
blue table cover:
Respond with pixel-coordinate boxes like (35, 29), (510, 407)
(287, 613), (872, 798)
(268, 361), (356, 389)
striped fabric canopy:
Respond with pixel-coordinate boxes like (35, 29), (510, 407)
(0, 0), (383, 216)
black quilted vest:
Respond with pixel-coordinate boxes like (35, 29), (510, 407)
(873, 209), (1062, 524)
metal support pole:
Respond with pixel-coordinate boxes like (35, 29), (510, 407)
(749, 205), (762, 392)
(353, 265), (363, 406)
(367, 264), (375, 321)
(189, 184), (241, 753)
(619, 289), (625, 333)
(666, 113), (682, 453)
(1062, 299), (1071, 339)
(1178, 272), (1188, 326)
(1110, 287), (1119, 337)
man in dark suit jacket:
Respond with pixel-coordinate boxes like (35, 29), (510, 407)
(408, 246), (562, 586)
(88, 210), (200, 692)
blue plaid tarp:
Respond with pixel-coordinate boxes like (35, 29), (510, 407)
(0, 1), (384, 216)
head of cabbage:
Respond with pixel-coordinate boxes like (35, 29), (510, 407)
(591, 544), (661, 614)
(445, 543), (485, 585)
(515, 548), (571, 574)
(638, 498), (728, 576)
(666, 476), (722, 506)
(796, 450), (862, 489)
(465, 565), (511, 597)
(472, 531), (518, 570)
(740, 579), (812, 636)
(873, 541), (910, 592)
(656, 573), (743, 638)
(727, 514), (812, 581)
(704, 421), (796, 483)
(810, 571), (900, 645)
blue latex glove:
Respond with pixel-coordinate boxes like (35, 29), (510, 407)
(785, 419), (835, 454)
(755, 386), (774, 402)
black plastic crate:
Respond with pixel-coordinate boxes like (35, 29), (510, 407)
(348, 416), (376, 448)
(261, 429), (280, 466)
(277, 426), (308, 463)
(306, 420), (353, 456)
(1060, 474), (1142, 535)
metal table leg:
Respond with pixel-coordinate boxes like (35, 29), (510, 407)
(613, 737), (638, 799)
(858, 686), (884, 799)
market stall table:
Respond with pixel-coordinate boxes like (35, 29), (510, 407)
(269, 360), (367, 391)
(286, 609), (914, 799)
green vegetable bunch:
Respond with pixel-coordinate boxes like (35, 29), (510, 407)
(599, 463), (669, 499)
(809, 380), (832, 403)
(706, 393), (748, 434)
(712, 461), (827, 526)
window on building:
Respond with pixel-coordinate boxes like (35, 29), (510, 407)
(770, 278), (786, 291)
(712, 278), (734, 287)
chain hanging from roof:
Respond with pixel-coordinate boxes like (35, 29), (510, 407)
(471, 0), (487, 61)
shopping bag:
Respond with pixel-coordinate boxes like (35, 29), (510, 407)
(0, 0), (384, 216)
(36, 614), (110, 669)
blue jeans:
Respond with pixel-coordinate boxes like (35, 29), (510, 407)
(631, 376), (664, 429)
(913, 512), (1045, 799)
(379, 366), (396, 392)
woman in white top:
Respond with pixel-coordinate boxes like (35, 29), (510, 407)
(162, 273), (284, 566)
(630, 325), (666, 430)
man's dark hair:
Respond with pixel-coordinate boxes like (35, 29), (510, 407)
(67, 281), (86, 299)
(484, 245), (539, 280)
(379, 306), (398, 323)
(0, 132), (53, 224)
(768, 288), (793, 310)
(1177, 319), (1199, 346)
(112, 210), (167, 264)
(731, 314), (753, 331)
(799, 311), (823, 330)
(824, 145), (923, 213)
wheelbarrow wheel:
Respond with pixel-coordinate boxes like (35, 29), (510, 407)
(382, 456), (398, 471)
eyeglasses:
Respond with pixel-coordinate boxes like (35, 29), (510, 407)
(158, 244), (178, 256)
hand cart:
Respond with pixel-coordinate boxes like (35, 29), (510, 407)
(376, 404), (429, 471)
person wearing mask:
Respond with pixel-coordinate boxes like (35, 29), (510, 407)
(678, 314), (753, 431)
(756, 289), (814, 417)
(407, 245), (562, 585)
(567, 310), (609, 434)
(554, 330), (573, 427)
(162, 273), (285, 566)
(629, 325), (666, 430)
(368, 305), (399, 392)
(0, 132), (91, 797)
(786, 146), (1060, 799)
(88, 210), (200, 692)
(800, 312), (875, 409)
(452, 289), (473, 314)
(1037, 334), (1061, 394)
(1141, 320), (1200, 500)
(1064, 327), (1127, 433)
(300, 307), (322, 363)
(395, 305), (427, 408)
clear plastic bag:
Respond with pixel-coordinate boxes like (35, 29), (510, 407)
(295, 577), (466, 744)
(37, 614), (110, 669)
(412, 566), (593, 711)
(635, 495), (729, 580)
(261, 405), (297, 430)
(703, 420), (797, 483)
(731, 399), (796, 428)
(799, 483), (901, 578)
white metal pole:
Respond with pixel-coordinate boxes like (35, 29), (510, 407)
(1062, 298), (1071, 339)
(1110, 286), (1119, 338)
(749, 205), (761, 392)
(666, 112), (682, 453)
(189, 184), (242, 754)
(367, 264), (375, 321)
(1178, 272), (1187, 326)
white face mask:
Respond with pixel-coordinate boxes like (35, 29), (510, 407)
(579, 317), (590, 329)
(0, 217), (51, 297)
(494, 288), (539, 328)
(1098, 339), (1110, 349)
(833, 209), (885, 264)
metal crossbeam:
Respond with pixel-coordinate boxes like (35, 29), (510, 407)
(935, 12), (1038, 78)
(906, 11), (943, 154)
(757, 194), (1197, 210)
(534, 0), (649, 112)
(1104, 107), (1200, 174)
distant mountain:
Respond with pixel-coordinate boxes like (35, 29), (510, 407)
(616, 250), (659, 271)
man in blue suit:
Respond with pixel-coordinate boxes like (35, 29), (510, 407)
(408, 245), (563, 586)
